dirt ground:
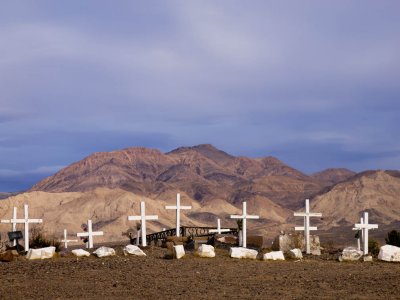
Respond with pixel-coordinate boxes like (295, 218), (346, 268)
(1, 246), (400, 299)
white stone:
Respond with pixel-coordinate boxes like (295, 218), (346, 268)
(173, 245), (185, 259)
(378, 245), (400, 262)
(93, 246), (116, 258)
(26, 246), (55, 260)
(123, 245), (146, 256)
(229, 247), (258, 259)
(294, 199), (322, 255)
(165, 193), (192, 237)
(230, 202), (259, 248)
(196, 245), (215, 258)
(128, 201), (158, 247)
(263, 251), (285, 261)
(72, 249), (91, 257)
(339, 247), (363, 262)
(289, 248), (303, 259)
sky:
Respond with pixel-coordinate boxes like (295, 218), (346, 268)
(0, 1), (399, 191)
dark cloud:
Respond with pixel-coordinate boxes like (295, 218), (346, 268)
(0, 1), (399, 191)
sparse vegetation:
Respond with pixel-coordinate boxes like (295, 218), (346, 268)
(368, 239), (380, 257)
(385, 230), (400, 247)
(29, 225), (61, 252)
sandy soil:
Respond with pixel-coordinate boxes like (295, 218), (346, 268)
(1, 246), (400, 299)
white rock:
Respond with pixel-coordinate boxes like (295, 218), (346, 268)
(72, 249), (91, 257)
(288, 248), (303, 259)
(26, 247), (56, 260)
(263, 251), (285, 261)
(378, 245), (400, 262)
(93, 246), (116, 258)
(123, 245), (146, 256)
(339, 247), (363, 262)
(229, 247), (258, 259)
(173, 245), (185, 259)
(196, 245), (215, 258)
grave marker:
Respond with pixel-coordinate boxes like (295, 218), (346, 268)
(8, 204), (43, 251)
(294, 199), (322, 254)
(0, 207), (18, 246)
(76, 220), (103, 249)
(209, 218), (230, 234)
(128, 201), (158, 247)
(354, 212), (378, 255)
(61, 229), (78, 249)
(230, 202), (259, 248)
(165, 193), (191, 237)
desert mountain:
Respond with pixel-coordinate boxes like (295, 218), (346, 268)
(312, 168), (356, 186)
(30, 144), (321, 210)
(1, 145), (398, 246)
(311, 170), (400, 227)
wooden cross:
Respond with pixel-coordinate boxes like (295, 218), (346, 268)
(165, 193), (191, 237)
(354, 212), (378, 255)
(76, 220), (104, 249)
(0, 207), (18, 246)
(9, 204), (43, 251)
(294, 199), (322, 254)
(230, 202), (259, 248)
(61, 229), (78, 249)
(128, 201), (158, 247)
(209, 218), (230, 234)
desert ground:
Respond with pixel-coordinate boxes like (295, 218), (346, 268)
(1, 245), (400, 299)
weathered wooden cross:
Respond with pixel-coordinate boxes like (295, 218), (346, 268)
(76, 220), (104, 249)
(165, 193), (191, 237)
(128, 201), (158, 247)
(209, 218), (230, 234)
(354, 212), (378, 255)
(7, 204), (43, 251)
(61, 229), (78, 249)
(294, 199), (322, 254)
(230, 201), (259, 248)
(0, 207), (18, 246)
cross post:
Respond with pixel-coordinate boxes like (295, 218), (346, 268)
(61, 229), (78, 249)
(294, 199), (322, 254)
(230, 202), (259, 248)
(128, 201), (158, 247)
(354, 212), (378, 255)
(1, 207), (18, 246)
(165, 193), (191, 237)
(209, 218), (230, 234)
(76, 220), (103, 249)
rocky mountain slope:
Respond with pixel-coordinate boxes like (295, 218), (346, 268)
(1, 145), (398, 246)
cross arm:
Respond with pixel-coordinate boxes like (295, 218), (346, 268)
(295, 226), (318, 231)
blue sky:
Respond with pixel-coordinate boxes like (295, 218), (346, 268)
(1, 1), (399, 191)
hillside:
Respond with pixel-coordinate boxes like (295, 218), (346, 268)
(312, 168), (356, 186)
(30, 144), (321, 210)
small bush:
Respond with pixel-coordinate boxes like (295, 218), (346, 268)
(29, 225), (61, 252)
(385, 230), (400, 247)
(368, 239), (380, 257)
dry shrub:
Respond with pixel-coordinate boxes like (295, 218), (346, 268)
(29, 225), (61, 252)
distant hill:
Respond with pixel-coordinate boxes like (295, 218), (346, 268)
(0, 144), (394, 246)
(312, 168), (356, 186)
(30, 144), (321, 210)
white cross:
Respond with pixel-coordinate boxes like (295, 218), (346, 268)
(1, 207), (18, 246)
(165, 193), (191, 237)
(294, 199), (322, 254)
(354, 212), (378, 255)
(230, 202), (259, 248)
(8, 204), (43, 251)
(352, 217), (364, 251)
(209, 218), (230, 234)
(128, 201), (158, 247)
(76, 220), (104, 249)
(61, 229), (78, 249)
